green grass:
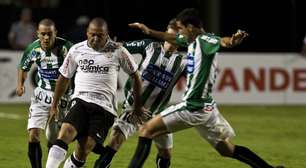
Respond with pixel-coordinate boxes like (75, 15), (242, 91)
(0, 104), (305, 168)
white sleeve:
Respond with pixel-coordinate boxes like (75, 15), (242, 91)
(59, 49), (78, 78)
(118, 47), (138, 75)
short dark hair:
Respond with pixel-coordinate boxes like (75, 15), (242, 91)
(89, 17), (108, 30)
(176, 8), (203, 28)
(39, 18), (56, 28)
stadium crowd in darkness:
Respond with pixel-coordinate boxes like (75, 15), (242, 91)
(0, 0), (305, 52)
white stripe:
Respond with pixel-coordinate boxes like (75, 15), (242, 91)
(0, 112), (23, 120)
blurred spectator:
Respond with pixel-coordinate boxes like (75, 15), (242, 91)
(63, 15), (89, 43)
(301, 35), (306, 57)
(8, 8), (36, 50)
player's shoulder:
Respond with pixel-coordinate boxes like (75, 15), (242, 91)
(103, 40), (121, 52)
(55, 37), (73, 45)
(23, 39), (40, 54)
(69, 40), (87, 52)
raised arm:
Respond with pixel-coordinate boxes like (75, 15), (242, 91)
(220, 29), (249, 48)
(129, 23), (177, 44)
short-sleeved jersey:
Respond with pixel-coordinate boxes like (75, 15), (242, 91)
(176, 33), (221, 111)
(18, 37), (73, 91)
(122, 39), (186, 114)
(59, 40), (138, 116)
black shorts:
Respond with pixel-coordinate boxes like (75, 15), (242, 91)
(63, 98), (115, 143)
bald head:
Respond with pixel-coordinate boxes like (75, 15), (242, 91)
(87, 17), (109, 50)
(89, 17), (108, 31)
(39, 18), (56, 29)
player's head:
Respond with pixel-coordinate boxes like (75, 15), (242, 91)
(164, 18), (179, 52)
(87, 17), (109, 50)
(176, 8), (203, 42)
(37, 18), (57, 51)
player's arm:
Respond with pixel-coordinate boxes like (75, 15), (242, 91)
(129, 23), (177, 44)
(16, 45), (34, 96)
(130, 71), (142, 114)
(220, 29), (249, 48)
(16, 69), (27, 96)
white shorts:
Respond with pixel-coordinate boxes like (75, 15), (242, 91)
(27, 87), (70, 130)
(113, 109), (173, 149)
(161, 102), (235, 147)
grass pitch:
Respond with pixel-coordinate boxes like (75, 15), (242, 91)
(0, 104), (305, 168)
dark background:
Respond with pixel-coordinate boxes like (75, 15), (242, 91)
(0, 0), (305, 52)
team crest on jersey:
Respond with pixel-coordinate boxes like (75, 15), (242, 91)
(186, 53), (194, 73)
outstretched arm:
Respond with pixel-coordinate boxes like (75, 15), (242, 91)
(129, 23), (177, 44)
(220, 29), (249, 48)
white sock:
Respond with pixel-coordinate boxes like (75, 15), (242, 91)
(63, 156), (77, 168)
(46, 145), (67, 168)
(63, 152), (85, 168)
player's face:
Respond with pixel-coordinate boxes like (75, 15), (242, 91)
(87, 23), (108, 50)
(37, 25), (57, 51)
(164, 27), (178, 52)
(176, 21), (192, 42)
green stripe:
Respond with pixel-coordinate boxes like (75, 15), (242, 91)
(150, 54), (183, 112)
(141, 44), (162, 106)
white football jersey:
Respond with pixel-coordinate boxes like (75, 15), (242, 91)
(59, 40), (137, 116)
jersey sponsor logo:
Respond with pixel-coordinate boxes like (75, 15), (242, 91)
(125, 41), (145, 47)
(38, 68), (59, 80)
(79, 59), (110, 74)
(187, 53), (194, 73)
(142, 64), (174, 90)
(201, 35), (218, 44)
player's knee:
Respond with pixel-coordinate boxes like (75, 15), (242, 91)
(158, 148), (172, 159)
(109, 129), (126, 150)
(28, 128), (40, 142)
(139, 124), (154, 138)
(215, 140), (234, 157)
(58, 123), (77, 143)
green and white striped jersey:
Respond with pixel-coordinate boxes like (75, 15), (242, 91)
(123, 39), (186, 114)
(176, 33), (221, 110)
(18, 37), (73, 91)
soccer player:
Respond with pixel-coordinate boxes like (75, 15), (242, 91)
(93, 18), (185, 168)
(16, 19), (73, 168)
(128, 8), (284, 168)
(92, 19), (246, 168)
(45, 17), (142, 168)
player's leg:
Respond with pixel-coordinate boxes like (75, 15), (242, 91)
(154, 133), (173, 168)
(63, 136), (95, 168)
(28, 128), (43, 168)
(94, 110), (140, 168)
(196, 105), (283, 168)
(27, 92), (51, 168)
(46, 98), (85, 168)
(45, 97), (69, 151)
(129, 103), (188, 168)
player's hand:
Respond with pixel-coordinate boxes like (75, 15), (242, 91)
(128, 23), (150, 35)
(127, 108), (151, 125)
(48, 105), (59, 124)
(16, 85), (25, 96)
(230, 29), (249, 47)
